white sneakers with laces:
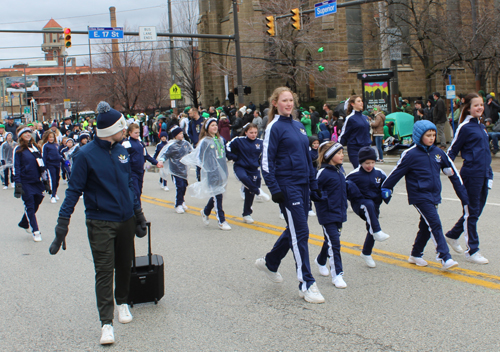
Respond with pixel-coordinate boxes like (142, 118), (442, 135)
(175, 206), (185, 214)
(200, 209), (210, 226)
(33, 231), (42, 242)
(408, 255), (428, 267)
(465, 252), (489, 264)
(332, 274), (347, 289)
(314, 257), (329, 276)
(2, 186), (7, 190)
(182, 202), (188, 211)
(55, 195), (60, 200)
(308, 210), (316, 217)
(373, 230), (390, 242)
(258, 188), (270, 202)
(446, 237), (464, 254)
(299, 282), (325, 304)
(50, 197), (57, 204)
(442, 258), (459, 271)
(100, 324), (114, 345)
(117, 304), (133, 324)
(163, 186), (169, 192)
(243, 215), (254, 224)
(219, 221), (231, 230)
(255, 258), (283, 283)
(360, 253), (376, 268)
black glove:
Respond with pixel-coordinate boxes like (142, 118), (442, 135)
(44, 180), (52, 195)
(14, 183), (24, 199)
(272, 192), (285, 204)
(49, 217), (70, 255)
(135, 208), (147, 238)
(310, 189), (323, 202)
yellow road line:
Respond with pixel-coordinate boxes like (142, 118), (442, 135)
(142, 195), (500, 291)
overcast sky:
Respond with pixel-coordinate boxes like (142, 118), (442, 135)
(0, 0), (197, 68)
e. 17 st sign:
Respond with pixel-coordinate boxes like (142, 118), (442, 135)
(315, 0), (337, 18)
(88, 27), (124, 39)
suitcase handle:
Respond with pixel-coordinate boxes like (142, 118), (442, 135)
(132, 221), (153, 271)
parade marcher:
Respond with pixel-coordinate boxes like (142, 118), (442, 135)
(371, 106), (386, 162)
(226, 123), (270, 223)
(5, 116), (19, 141)
(13, 126), (51, 242)
(445, 93), (492, 264)
(122, 124), (163, 205)
(339, 95), (372, 168)
(153, 131), (169, 191)
(42, 131), (62, 203)
(49, 101), (148, 345)
(158, 126), (193, 214)
(60, 138), (74, 181)
(254, 87), (325, 304)
(381, 120), (468, 270)
(1, 132), (17, 189)
(307, 136), (320, 217)
(187, 108), (205, 146)
(346, 147), (390, 268)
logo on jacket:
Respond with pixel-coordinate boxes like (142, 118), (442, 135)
(435, 154), (441, 163)
(255, 143), (261, 149)
(300, 128), (306, 135)
(375, 177), (381, 184)
(292, 202), (300, 206)
(118, 154), (129, 163)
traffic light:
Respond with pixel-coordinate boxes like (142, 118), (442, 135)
(266, 16), (275, 36)
(64, 28), (71, 48)
(291, 8), (301, 30)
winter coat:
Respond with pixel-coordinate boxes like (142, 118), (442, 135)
(218, 118), (231, 142)
(371, 112), (385, 136)
(433, 98), (447, 124)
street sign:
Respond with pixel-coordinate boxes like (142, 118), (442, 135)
(139, 26), (157, 41)
(315, 0), (337, 18)
(446, 85), (456, 99)
(387, 28), (402, 61)
(23, 107), (30, 114)
(64, 99), (71, 109)
(170, 84), (182, 100)
(171, 100), (176, 108)
(88, 27), (124, 39)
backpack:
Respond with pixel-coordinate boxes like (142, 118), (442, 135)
(330, 126), (338, 143)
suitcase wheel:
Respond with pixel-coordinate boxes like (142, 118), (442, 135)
(154, 298), (158, 305)
(130, 302), (134, 308)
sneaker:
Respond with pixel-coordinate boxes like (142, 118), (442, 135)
(200, 209), (209, 226)
(372, 230), (390, 242)
(279, 213), (285, 220)
(258, 188), (270, 202)
(243, 215), (254, 224)
(308, 210), (316, 217)
(63, 180), (67, 185)
(298, 282), (325, 304)
(254, 258), (283, 283)
(442, 258), (459, 271)
(117, 304), (133, 324)
(159, 182), (163, 189)
(182, 202), (188, 211)
(360, 253), (376, 268)
(314, 257), (329, 276)
(332, 274), (347, 289)
(175, 206), (185, 214)
(163, 186), (169, 192)
(55, 195), (60, 200)
(100, 324), (115, 345)
(50, 197), (57, 204)
(465, 252), (489, 264)
(33, 231), (42, 242)
(408, 255), (428, 267)
(446, 237), (464, 254)
(11, 183), (15, 188)
(2, 186), (7, 190)
(219, 221), (231, 230)
(240, 186), (245, 200)
(255, 195), (264, 203)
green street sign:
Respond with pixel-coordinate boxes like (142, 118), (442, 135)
(24, 107), (30, 114)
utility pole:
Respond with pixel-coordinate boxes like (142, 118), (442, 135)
(232, 0), (244, 106)
(470, 0), (481, 91)
(168, 0), (177, 114)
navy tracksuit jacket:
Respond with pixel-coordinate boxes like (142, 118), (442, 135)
(226, 136), (264, 216)
(43, 142), (62, 198)
(261, 115), (318, 291)
(339, 110), (372, 168)
(188, 118), (205, 146)
(446, 116), (493, 255)
(154, 140), (168, 186)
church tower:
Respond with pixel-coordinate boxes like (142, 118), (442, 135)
(41, 19), (65, 66)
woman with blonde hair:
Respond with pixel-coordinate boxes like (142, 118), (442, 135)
(371, 106), (386, 162)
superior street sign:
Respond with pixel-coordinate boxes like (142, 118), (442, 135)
(315, 0), (337, 18)
(88, 27), (124, 39)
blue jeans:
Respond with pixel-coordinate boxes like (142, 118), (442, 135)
(374, 136), (384, 160)
(488, 132), (500, 151)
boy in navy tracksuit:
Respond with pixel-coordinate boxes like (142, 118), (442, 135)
(346, 147), (390, 268)
(226, 123), (270, 223)
(42, 135), (63, 203)
(381, 120), (468, 270)
(339, 109), (372, 168)
(60, 138), (74, 181)
(153, 131), (169, 191)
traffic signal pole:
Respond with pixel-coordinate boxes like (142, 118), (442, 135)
(232, 0), (244, 106)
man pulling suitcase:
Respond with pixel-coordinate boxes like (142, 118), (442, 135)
(49, 101), (148, 345)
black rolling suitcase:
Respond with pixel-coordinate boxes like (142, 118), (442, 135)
(128, 222), (164, 307)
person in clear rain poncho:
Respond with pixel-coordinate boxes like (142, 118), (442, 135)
(1, 132), (18, 189)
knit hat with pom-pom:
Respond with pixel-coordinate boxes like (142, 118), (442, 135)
(96, 101), (126, 138)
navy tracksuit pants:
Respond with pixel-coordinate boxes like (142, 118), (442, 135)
(203, 194), (225, 224)
(131, 172), (144, 206)
(46, 165), (60, 198)
(234, 165), (261, 216)
(159, 177), (167, 187)
(172, 176), (188, 207)
(446, 176), (488, 256)
(351, 199), (381, 256)
(316, 222), (343, 276)
(264, 183), (315, 291)
(347, 145), (361, 169)
(412, 203), (452, 262)
(3, 167), (13, 186)
(18, 182), (45, 233)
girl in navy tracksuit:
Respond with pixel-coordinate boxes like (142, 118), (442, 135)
(445, 93), (492, 264)
(13, 127), (47, 242)
(60, 138), (74, 181)
(346, 147), (390, 268)
(382, 120), (468, 270)
(255, 87), (325, 304)
(307, 137), (319, 216)
(153, 131), (169, 191)
(226, 123), (270, 223)
(42, 131), (62, 203)
(59, 137), (68, 183)
(122, 123), (162, 205)
(339, 95), (372, 168)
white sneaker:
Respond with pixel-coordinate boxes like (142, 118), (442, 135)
(258, 188), (270, 202)
(299, 282), (325, 304)
(408, 255), (428, 267)
(200, 209), (209, 226)
(182, 202), (188, 211)
(332, 274), (347, 289)
(255, 195), (264, 203)
(159, 182), (164, 189)
(11, 183), (15, 188)
(279, 213), (285, 220)
(100, 324), (115, 345)
(33, 231), (42, 242)
(163, 186), (169, 192)
(465, 252), (489, 264)
(243, 215), (254, 224)
(255, 258), (283, 283)
(308, 210), (316, 217)
(314, 257), (329, 276)
(360, 253), (376, 268)
(63, 180), (67, 185)
(55, 195), (60, 200)
(372, 230), (390, 242)
(50, 197), (57, 204)
(442, 258), (459, 271)
(117, 303), (133, 324)
(2, 186), (7, 190)
(446, 237), (464, 254)
(240, 186), (245, 200)
(175, 206), (185, 214)
(219, 221), (231, 230)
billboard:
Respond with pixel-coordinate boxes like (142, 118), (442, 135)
(5, 76), (39, 92)
(363, 81), (390, 113)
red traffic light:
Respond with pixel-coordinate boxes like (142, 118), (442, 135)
(63, 28), (72, 48)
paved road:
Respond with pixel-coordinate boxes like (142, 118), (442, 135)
(1, 154), (500, 351)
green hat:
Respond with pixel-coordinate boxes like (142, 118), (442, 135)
(216, 107), (223, 111)
(184, 106), (191, 112)
(202, 112), (210, 118)
(302, 111), (310, 115)
(27, 123), (33, 127)
(0, 124), (4, 128)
